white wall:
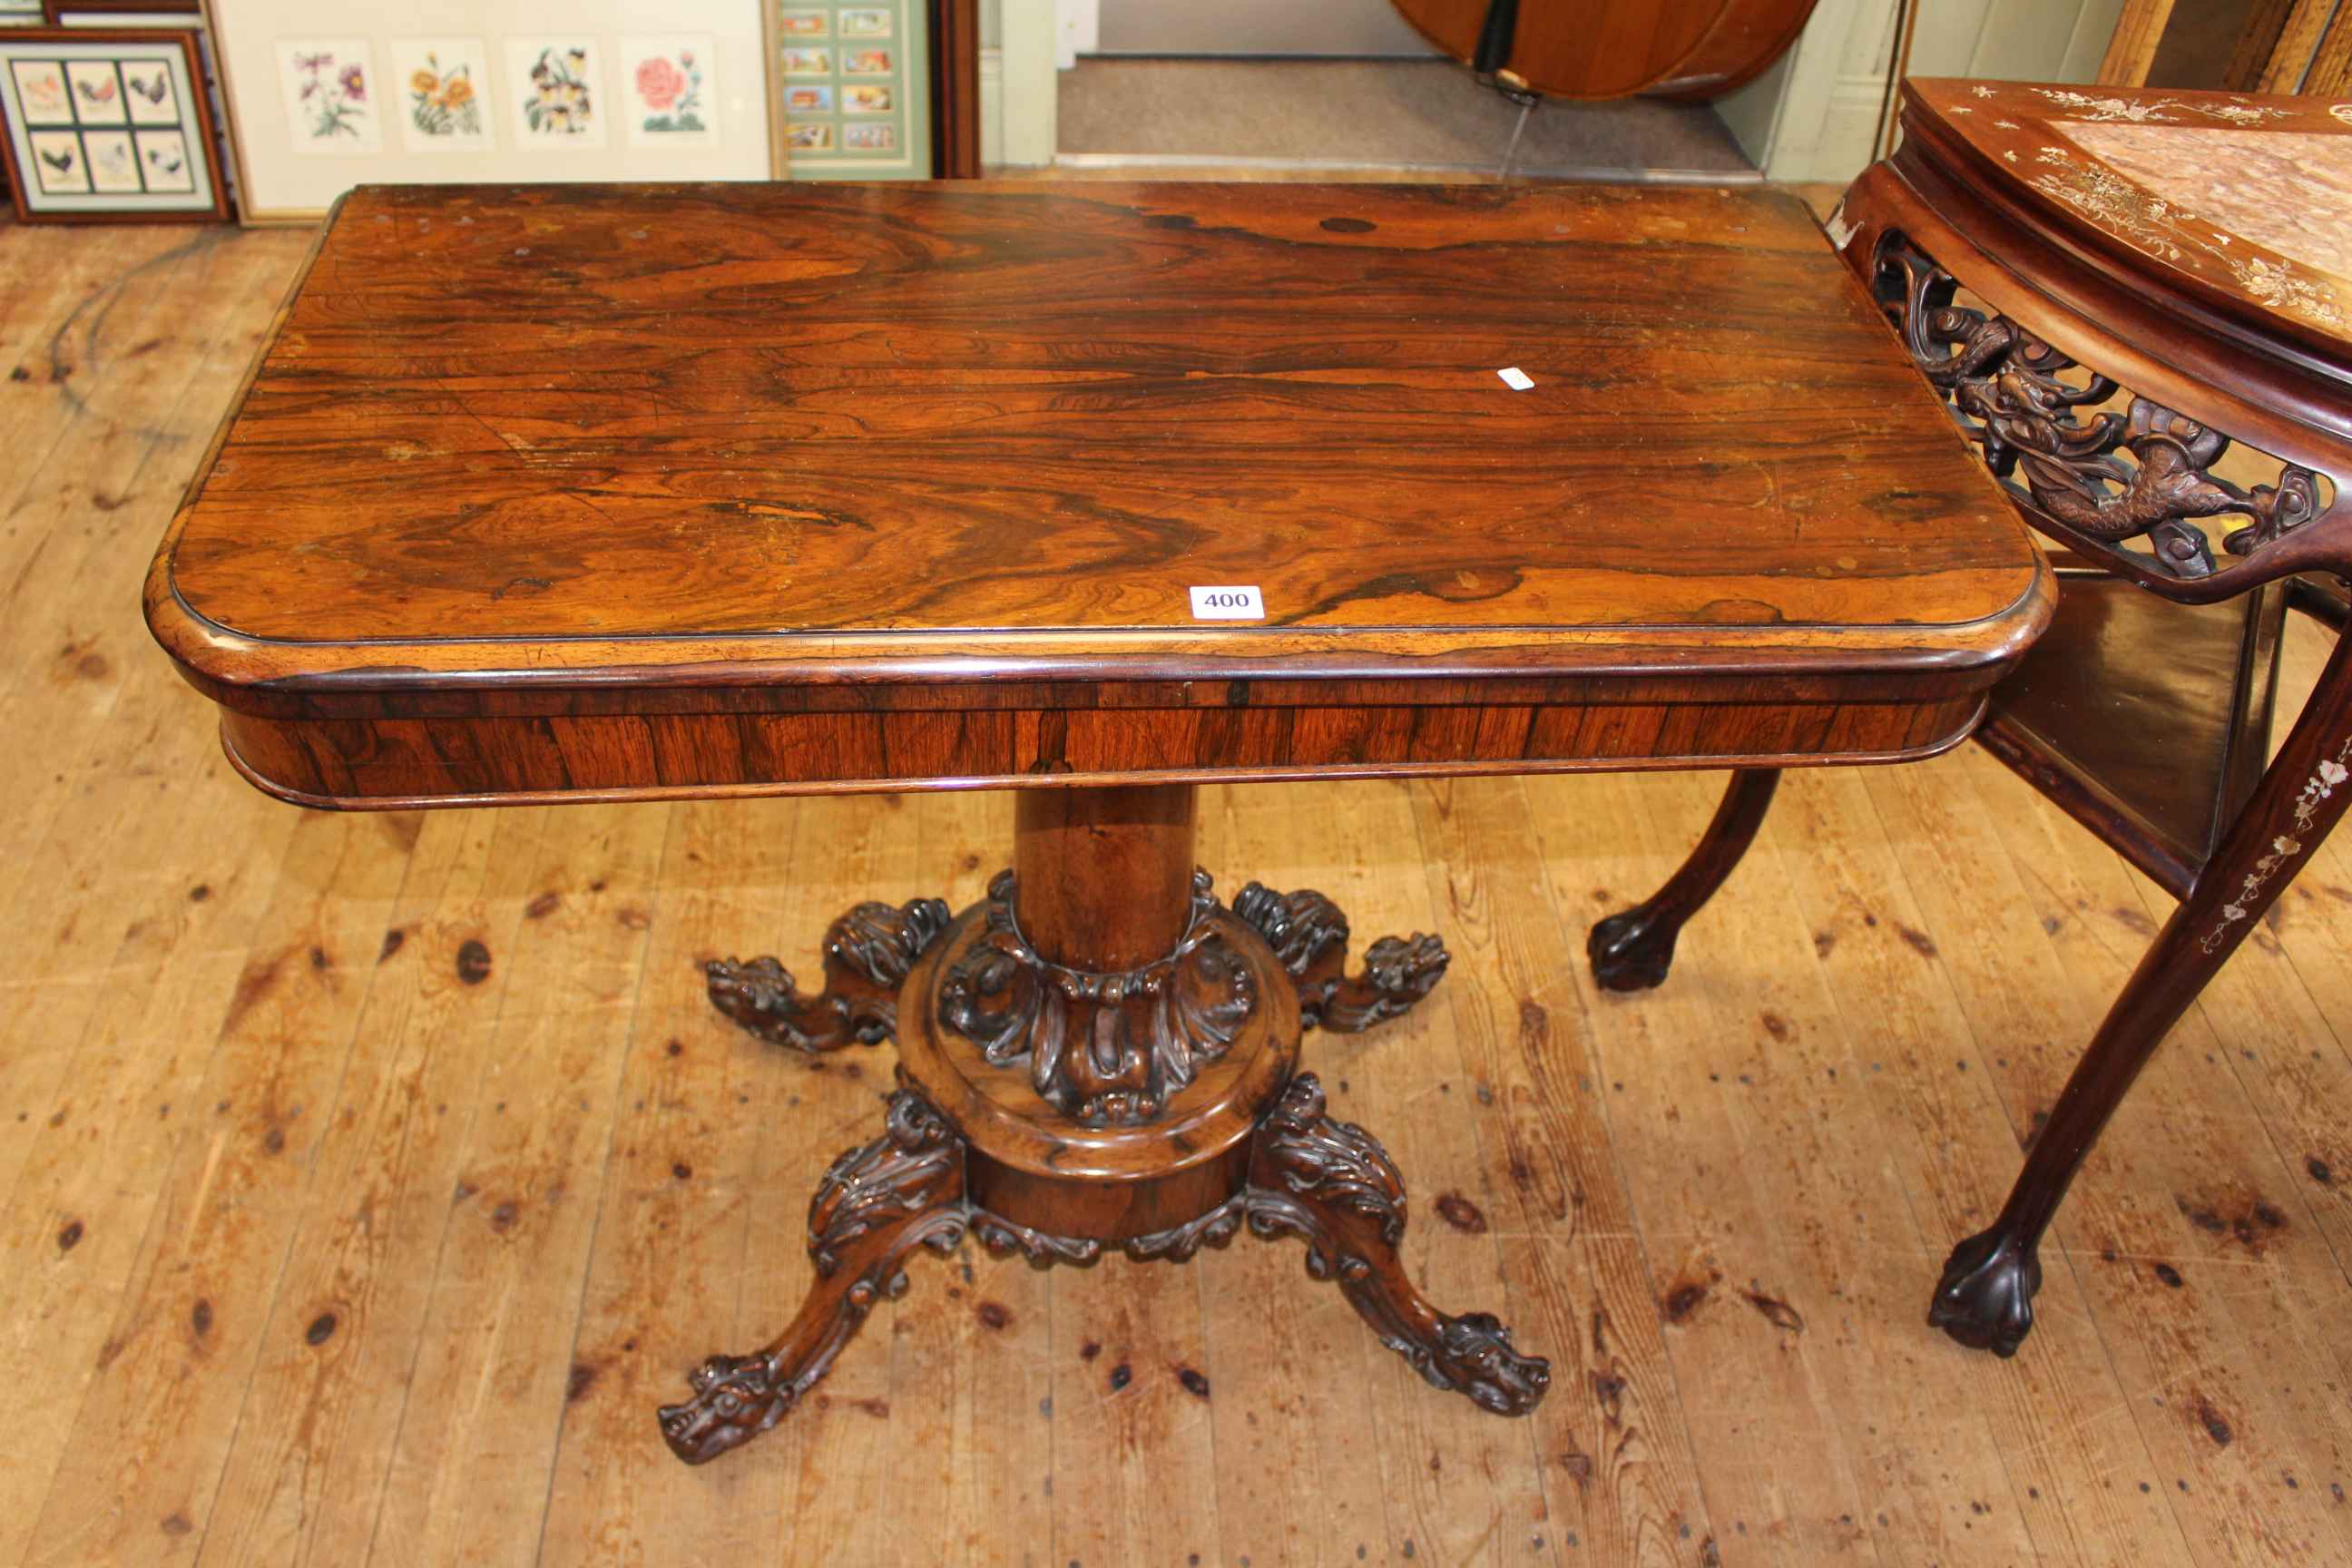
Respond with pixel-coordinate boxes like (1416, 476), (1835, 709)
(1722, 0), (2127, 183)
(995, 0), (1056, 166)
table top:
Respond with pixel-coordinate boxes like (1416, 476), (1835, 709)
(1895, 79), (2352, 368)
(152, 181), (2042, 691)
(146, 181), (2051, 805)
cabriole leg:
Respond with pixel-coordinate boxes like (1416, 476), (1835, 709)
(1246, 1073), (1549, 1415)
(657, 1086), (967, 1463)
(1934, 640), (2352, 1354)
(706, 897), (952, 1053)
(1230, 883), (1450, 1032)
(1588, 769), (1780, 991)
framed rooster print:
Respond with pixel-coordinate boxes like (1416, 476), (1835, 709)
(0, 26), (227, 220)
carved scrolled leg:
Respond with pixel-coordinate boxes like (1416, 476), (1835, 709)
(657, 1087), (967, 1464)
(706, 896), (952, 1053)
(1245, 1073), (1549, 1416)
(1588, 769), (1780, 992)
(1930, 638), (2352, 1356)
(1230, 882), (1449, 1033)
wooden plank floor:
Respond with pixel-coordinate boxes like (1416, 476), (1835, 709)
(4, 211), (2349, 1568)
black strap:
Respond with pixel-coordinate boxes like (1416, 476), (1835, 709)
(1473, 0), (1521, 76)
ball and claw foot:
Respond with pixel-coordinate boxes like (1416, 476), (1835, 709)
(705, 897), (951, 1053)
(1586, 905), (1680, 992)
(1230, 882), (1450, 1033)
(1927, 1224), (2042, 1357)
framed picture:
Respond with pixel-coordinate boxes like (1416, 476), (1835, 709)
(42, 1), (202, 15)
(201, 0), (772, 223)
(621, 34), (716, 146)
(0, 26), (226, 219)
(766, 0), (926, 180)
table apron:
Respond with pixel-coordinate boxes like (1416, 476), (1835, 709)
(219, 692), (1987, 808)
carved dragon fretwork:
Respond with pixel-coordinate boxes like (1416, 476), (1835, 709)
(936, 870), (1257, 1126)
(1871, 231), (2329, 586)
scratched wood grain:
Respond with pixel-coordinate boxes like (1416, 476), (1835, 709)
(142, 180), (2049, 805)
(7, 200), (2352, 1568)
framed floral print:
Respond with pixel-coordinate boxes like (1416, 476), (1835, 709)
(622, 34), (715, 146)
(390, 36), (489, 152)
(274, 37), (379, 152)
(506, 37), (605, 148)
(0, 26), (227, 220)
(202, 0), (773, 221)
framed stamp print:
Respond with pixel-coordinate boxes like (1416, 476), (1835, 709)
(769, 0), (926, 179)
(0, 27), (227, 220)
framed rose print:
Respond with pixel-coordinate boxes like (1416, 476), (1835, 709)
(0, 27), (228, 220)
(622, 34), (715, 145)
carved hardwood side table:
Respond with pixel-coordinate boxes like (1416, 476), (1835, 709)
(1602, 80), (2352, 1357)
(146, 181), (2050, 1465)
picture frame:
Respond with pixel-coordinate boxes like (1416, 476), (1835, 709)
(766, 0), (927, 180)
(0, 25), (227, 220)
(42, 1), (202, 17)
(201, 0), (773, 224)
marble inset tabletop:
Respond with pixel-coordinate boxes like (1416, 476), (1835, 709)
(1891, 80), (2352, 344)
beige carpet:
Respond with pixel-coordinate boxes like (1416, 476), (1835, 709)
(1057, 58), (1753, 178)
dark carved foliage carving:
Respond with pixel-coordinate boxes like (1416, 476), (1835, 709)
(707, 897), (953, 1053)
(971, 1193), (1251, 1271)
(936, 871), (1256, 1126)
(807, 1089), (966, 1277)
(1872, 232), (2324, 582)
(1248, 1074), (1550, 1416)
(973, 1212), (1105, 1269)
(1123, 1192), (1250, 1263)
(1230, 882), (1450, 1033)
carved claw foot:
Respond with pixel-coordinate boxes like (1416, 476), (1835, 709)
(706, 897), (951, 1053)
(1587, 905), (1679, 992)
(1230, 882), (1450, 1033)
(1246, 1073), (1549, 1416)
(1927, 1224), (2042, 1357)
(657, 1087), (968, 1465)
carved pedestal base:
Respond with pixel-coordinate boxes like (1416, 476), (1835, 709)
(668, 821), (1548, 1465)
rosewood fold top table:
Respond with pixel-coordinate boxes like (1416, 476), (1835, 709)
(145, 181), (2051, 1465)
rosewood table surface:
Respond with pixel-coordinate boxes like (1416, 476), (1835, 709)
(149, 181), (2047, 806)
(144, 180), (2051, 1466)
